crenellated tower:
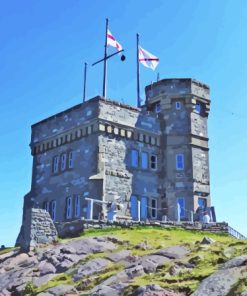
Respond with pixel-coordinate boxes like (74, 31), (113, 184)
(145, 78), (211, 220)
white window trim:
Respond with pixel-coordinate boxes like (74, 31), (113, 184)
(68, 151), (74, 169)
(74, 195), (80, 218)
(150, 154), (158, 171)
(151, 198), (157, 219)
(61, 153), (67, 171)
(176, 101), (181, 110)
(53, 156), (59, 173)
(51, 200), (56, 221)
(177, 197), (185, 218)
(44, 201), (49, 212)
(66, 196), (72, 219)
(176, 154), (184, 170)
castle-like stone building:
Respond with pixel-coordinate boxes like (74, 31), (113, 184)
(19, 78), (211, 227)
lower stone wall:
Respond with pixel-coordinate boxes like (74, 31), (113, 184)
(16, 208), (58, 251)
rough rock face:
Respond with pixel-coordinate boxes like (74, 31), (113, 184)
(1, 233), (247, 296)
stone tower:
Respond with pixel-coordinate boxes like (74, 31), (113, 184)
(145, 78), (211, 220)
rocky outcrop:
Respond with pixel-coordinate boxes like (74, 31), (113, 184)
(1, 231), (247, 296)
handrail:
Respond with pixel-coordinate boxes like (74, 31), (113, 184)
(228, 225), (246, 240)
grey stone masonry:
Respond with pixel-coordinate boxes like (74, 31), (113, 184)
(16, 208), (57, 251)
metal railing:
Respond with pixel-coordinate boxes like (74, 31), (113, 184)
(228, 225), (246, 240)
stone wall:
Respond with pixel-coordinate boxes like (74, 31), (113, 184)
(16, 208), (57, 251)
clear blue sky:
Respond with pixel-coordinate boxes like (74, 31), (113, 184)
(1, 0), (247, 246)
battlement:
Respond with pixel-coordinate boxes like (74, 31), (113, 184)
(145, 78), (210, 104)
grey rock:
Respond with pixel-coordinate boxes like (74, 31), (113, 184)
(200, 236), (215, 245)
(106, 250), (131, 263)
(33, 274), (57, 287)
(135, 241), (150, 250)
(240, 291), (247, 296)
(45, 284), (78, 295)
(138, 255), (170, 273)
(36, 293), (53, 296)
(89, 285), (119, 296)
(221, 254), (247, 269)
(60, 245), (76, 254)
(0, 289), (11, 296)
(133, 284), (181, 296)
(73, 258), (110, 281)
(154, 245), (189, 259)
(39, 260), (56, 275)
(191, 267), (247, 296)
(189, 255), (204, 265)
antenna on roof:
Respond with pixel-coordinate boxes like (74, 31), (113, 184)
(157, 72), (160, 82)
(83, 62), (87, 103)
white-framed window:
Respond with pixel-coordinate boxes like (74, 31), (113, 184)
(155, 102), (161, 113)
(176, 154), (184, 170)
(53, 156), (59, 173)
(43, 201), (49, 212)
(68, 151), (75, 169)
(51, 200), (56, 221)
(150, 155), (157, 170)
(66, 196), (72, 219)
(141, 152), (148, 169)
(176, 101), (181, 110)
(74, 195), (80, 218)
(151, 199), (157, 219)
(131, 149), (138, 168)
(177, 197), (185, 218)
(61, 153), (67, 171)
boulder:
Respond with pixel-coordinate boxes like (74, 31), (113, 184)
(73, 258), (110, 281)
(138, 255), (170, 273)
(200, 236), (215, 245)
(38, 261), (56, 275)
(33, 274), (57, 287)
(106, 250), (131, 263)
(191, 267), (247, 296)
(133, 284), (181, 296)
(89, 285), (120, 296)
(44, 284), (78, 295)
(154, 245), (189, 259)
(221, 255), (247, 269)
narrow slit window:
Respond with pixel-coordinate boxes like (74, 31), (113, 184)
(150, 155), (157, 170)
(61, 153), (67, 171)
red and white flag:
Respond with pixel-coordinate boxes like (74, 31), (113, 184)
(107, 29), (123, 52)
(139, 46), (159, 70)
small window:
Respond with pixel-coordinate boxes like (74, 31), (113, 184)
(75, 195), (80, 218)
(61, 153), (67, 171)
(141, 152), (148, 169)
(195, 102), (201, 113)
(53, 156), (59, 173)
(151, 199), (157, 219)
(176, 102), (181, 110)
(131, 150), (138, 168)
(66, 196), (72, 219)
(51, 200), (56, 221)
(177, 197), (185, 218)
(176, 154), (184, 170)
(43, 201), (49, 212)
(68, 151), (74, 169)
(198, 198), (207, 209)
(155, 102), (161, 113)
(150, 155), (157, 170)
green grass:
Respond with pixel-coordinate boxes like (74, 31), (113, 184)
(0, 247), (17, 255)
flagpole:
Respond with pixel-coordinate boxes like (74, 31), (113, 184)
(83, 62), (87, 103)
(103, 18), (109, 98)
(136, 33), (140, 108)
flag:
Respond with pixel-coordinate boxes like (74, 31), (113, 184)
(107, 29), (123, 52)
(139, 46), (159, 70)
